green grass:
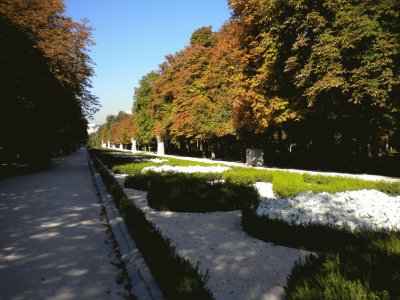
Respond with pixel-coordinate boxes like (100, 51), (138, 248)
(224, 168), (400, 197)
(91, 148), (400, 198)
(88, 150), (213, 299)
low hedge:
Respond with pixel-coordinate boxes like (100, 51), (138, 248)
(145, 172), (259, 212)
(242, 208), (400, 299)
(224, 168), (400, 197)
(92, 148), (400, 198)
(285, 251), (398, 299)
(89, 151), (213, 299)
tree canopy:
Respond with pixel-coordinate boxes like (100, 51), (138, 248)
(91, 0), (399, 172)
(0, 0), (98, 165)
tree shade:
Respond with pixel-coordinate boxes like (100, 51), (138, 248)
(0, 0), (98, 167)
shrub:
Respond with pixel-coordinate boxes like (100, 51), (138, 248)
(91, 148), (400, 197)
(242, 208), (400, 299)
(89, 152), (213, 299)
(147, 173), (259, 212)
(124, 173), (153, 191)
(222, 168), (273, 185)
(285, 253), (389, 300)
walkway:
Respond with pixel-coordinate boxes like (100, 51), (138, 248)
(0, 149), (130, 300)
(123, 187), (308, 300)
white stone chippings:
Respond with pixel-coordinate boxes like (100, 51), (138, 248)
(253, 182), (275, 199)
(148, 158), (168, 164)
(256, 189), (400, 232)
(141, 165), (231, 174)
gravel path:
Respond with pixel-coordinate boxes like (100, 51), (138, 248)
(124, 187), (309, 300)
(0, 149), (130, 300)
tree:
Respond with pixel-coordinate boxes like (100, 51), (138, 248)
(266, 0), (400, 157)
(0, 0), (99, 117)
(133, 71), (159, 146)
(0, 14), (89, 165)
(190, 26), (214, 47)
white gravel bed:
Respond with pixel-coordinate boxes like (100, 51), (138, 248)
(256, 189), (400, 232)
(124, 188), (308, 300)
(142, 165), (230, 174)
(148, 158), (168, 164)
(253, 182), (275, 199)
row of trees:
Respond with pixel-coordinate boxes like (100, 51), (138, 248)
(92, 0), (399, 174)
(1, 0), (99, 167)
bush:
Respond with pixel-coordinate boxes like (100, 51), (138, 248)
(91, 148), (400, 197)
(124, 173), (153, 191)
(222, 168), (273, 185)
(285, 253), (389, 300)
(242, 208), (400, 299)
(89, 152), (213, 299)
(147, 173), (259, 212)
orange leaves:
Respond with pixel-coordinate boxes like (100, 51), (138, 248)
(108, 113), (138, 145)
(0, 0), (98, 117)
(151, 41), (215, 139)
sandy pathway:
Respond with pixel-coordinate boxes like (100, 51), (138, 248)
(124, 188), (309, 300)
(0, 149), (129, 300)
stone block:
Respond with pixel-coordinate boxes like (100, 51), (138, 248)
(246, 148), (264, 167)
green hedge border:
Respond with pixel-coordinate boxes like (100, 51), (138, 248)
(242, 209), (400, 299)
(89, 150), (213, 299)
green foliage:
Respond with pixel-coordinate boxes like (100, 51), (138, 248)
(145, 172), (258, 212)
(190, 26), (214, 47)
(284, 239), (400, 299)
(89, 150), (213, 299)
(222, 168), (273, 185)
(223, 167), (400, 197)
(91, 149), (400, 198)
(124, 172), (154, 191)
(286, 253), (388, 300)
(94, 0), (399, 169)
(242, 209), (400, 299)
(133, 71), (159, 145)
(93, 148), (400, 298)
(0, 13), (90, 162)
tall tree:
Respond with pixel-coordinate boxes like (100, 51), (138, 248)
(133, 71), (159, 146)
(190, 26), (214, 47)
(0, 0), (99, 117)
(0, 0), (97, 165)
(227, 0), (298, 133)
(266, 0), (400, 156)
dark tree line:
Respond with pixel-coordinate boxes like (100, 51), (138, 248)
(0, 0), (98, 170)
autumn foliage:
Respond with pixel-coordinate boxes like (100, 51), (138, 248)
(1, 0), (98, 166)
(93, 0), (399, 173)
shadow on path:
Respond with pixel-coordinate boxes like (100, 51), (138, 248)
(0, 149), (128, 300)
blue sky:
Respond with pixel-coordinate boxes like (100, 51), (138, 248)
(64, 0), (231, 125)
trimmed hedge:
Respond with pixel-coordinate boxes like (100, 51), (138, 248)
(91, 148), (400, 298)
(242, 209), (400, 299)
(225, 168), (400, 197)
(144, 172), (259, 212)
(89, 151), (213, 299)
(92, 148), (400, 198)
